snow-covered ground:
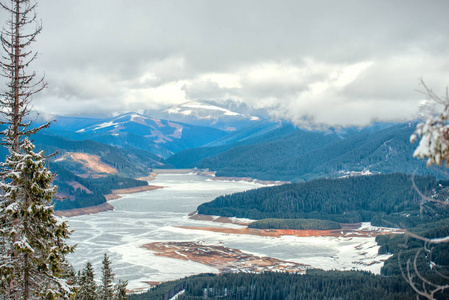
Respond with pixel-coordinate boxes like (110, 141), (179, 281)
(65, 174), (394, 291)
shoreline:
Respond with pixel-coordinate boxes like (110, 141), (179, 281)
(176, 225), (404, 238)
(55, 171), (163, 217)
(54, 170), (284, 218)
(208, 176), (290, 185)
(153, 168), (290, 185)
(54, 202), (115, 218)
(187, 212), (405, 238)
(104, 184), (164, 201)
(188, 211), (254, 226)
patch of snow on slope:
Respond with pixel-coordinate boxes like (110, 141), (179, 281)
(181, 110), (192, 116)
(181, 102), (243, 116)
(92, 121), (117, 131)
(166, 107), (182, 114)
(130, 114), (145, 121)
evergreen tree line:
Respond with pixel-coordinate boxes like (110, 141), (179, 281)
(198, 173), (447, 226)
(376, 218), (449, 277)
(75, 253), (128, 300)
(0, 1), (131, 297)
(248, 218), (341, 230)
(129, 270), (424, 300)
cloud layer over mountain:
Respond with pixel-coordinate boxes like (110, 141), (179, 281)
(1, 0), (447, 126)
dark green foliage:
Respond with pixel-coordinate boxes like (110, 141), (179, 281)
(51, 162), (148, 211)
(167, 123), (298, 168)
(24, 131), (159, 211)
(377, 218), (449, 277)
(34, 131), (163, 178)
(75, 255), (128, 300)
(199, 127), (341, 180)
(76, 262), (97, 300)
(198, 173), (438, 224)
(129, 271), (418, 300)
(172, 123), (447, 181)
(248, 218), (342, 230)
(99, 254), (115, 300)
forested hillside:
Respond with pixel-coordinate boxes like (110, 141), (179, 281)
(377, 218), (449, 276)
(198, 173), (449, 226)
(30, 132), (160, 210)
(170, 123), (446, 181)
(166, 123), (298, 168)
(129, 270), (418, 300)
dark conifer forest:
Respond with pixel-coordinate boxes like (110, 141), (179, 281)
(198, 173), (448, 226)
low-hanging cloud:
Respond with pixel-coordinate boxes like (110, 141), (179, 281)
(1, 0), (447, 127)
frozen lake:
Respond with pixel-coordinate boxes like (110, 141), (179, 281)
(66, 174), (390, 291)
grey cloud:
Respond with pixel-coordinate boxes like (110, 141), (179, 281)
(1, 0), (448, 125)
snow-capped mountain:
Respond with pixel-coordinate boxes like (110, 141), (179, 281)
(72, 112), (227, 157)
(147, 101), (263, 131)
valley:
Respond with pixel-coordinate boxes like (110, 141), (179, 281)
(66, 173), (396, 292)
(22, 101), (449, 296)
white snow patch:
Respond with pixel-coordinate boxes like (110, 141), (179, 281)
(90, 121), (117, 131)
(181, 110), (192, 115)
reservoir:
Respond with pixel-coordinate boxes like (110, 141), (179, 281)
(66, 173), (390, 291)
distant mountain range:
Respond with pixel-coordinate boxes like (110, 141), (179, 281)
(37, 112), (230, 158)
(15, 100), (442, 211)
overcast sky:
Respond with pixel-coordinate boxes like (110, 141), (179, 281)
(1, 0), (448, 126)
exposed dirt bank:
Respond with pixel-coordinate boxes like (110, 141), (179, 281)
(56, 173), (163, 217)
(55, 202), (114, 217)
(153, 169), (195, 174)
(176, 224), (404, 238)
(104, 185), (164, 201)
(136, 172), (157, 181)
(188, 211), (253, 226)
(142, 241), (308, 273)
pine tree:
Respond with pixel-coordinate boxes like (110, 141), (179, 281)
(76, 261), (97, 300)
(99, 253), (115, 300)
(0, 0), (75, 298)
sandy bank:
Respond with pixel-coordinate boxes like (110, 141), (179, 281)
(142, 241), (308, 273)
(55, 202), (114, 217)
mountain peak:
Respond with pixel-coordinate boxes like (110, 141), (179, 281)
(160, 101), (261, 131)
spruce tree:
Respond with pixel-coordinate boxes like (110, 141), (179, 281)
(114, 279), (128, 300)
(0, 138), (74, 298)
(99, 253), (115, 300)
(0, 0), (75, 298)
(76, 261), (97, 300)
